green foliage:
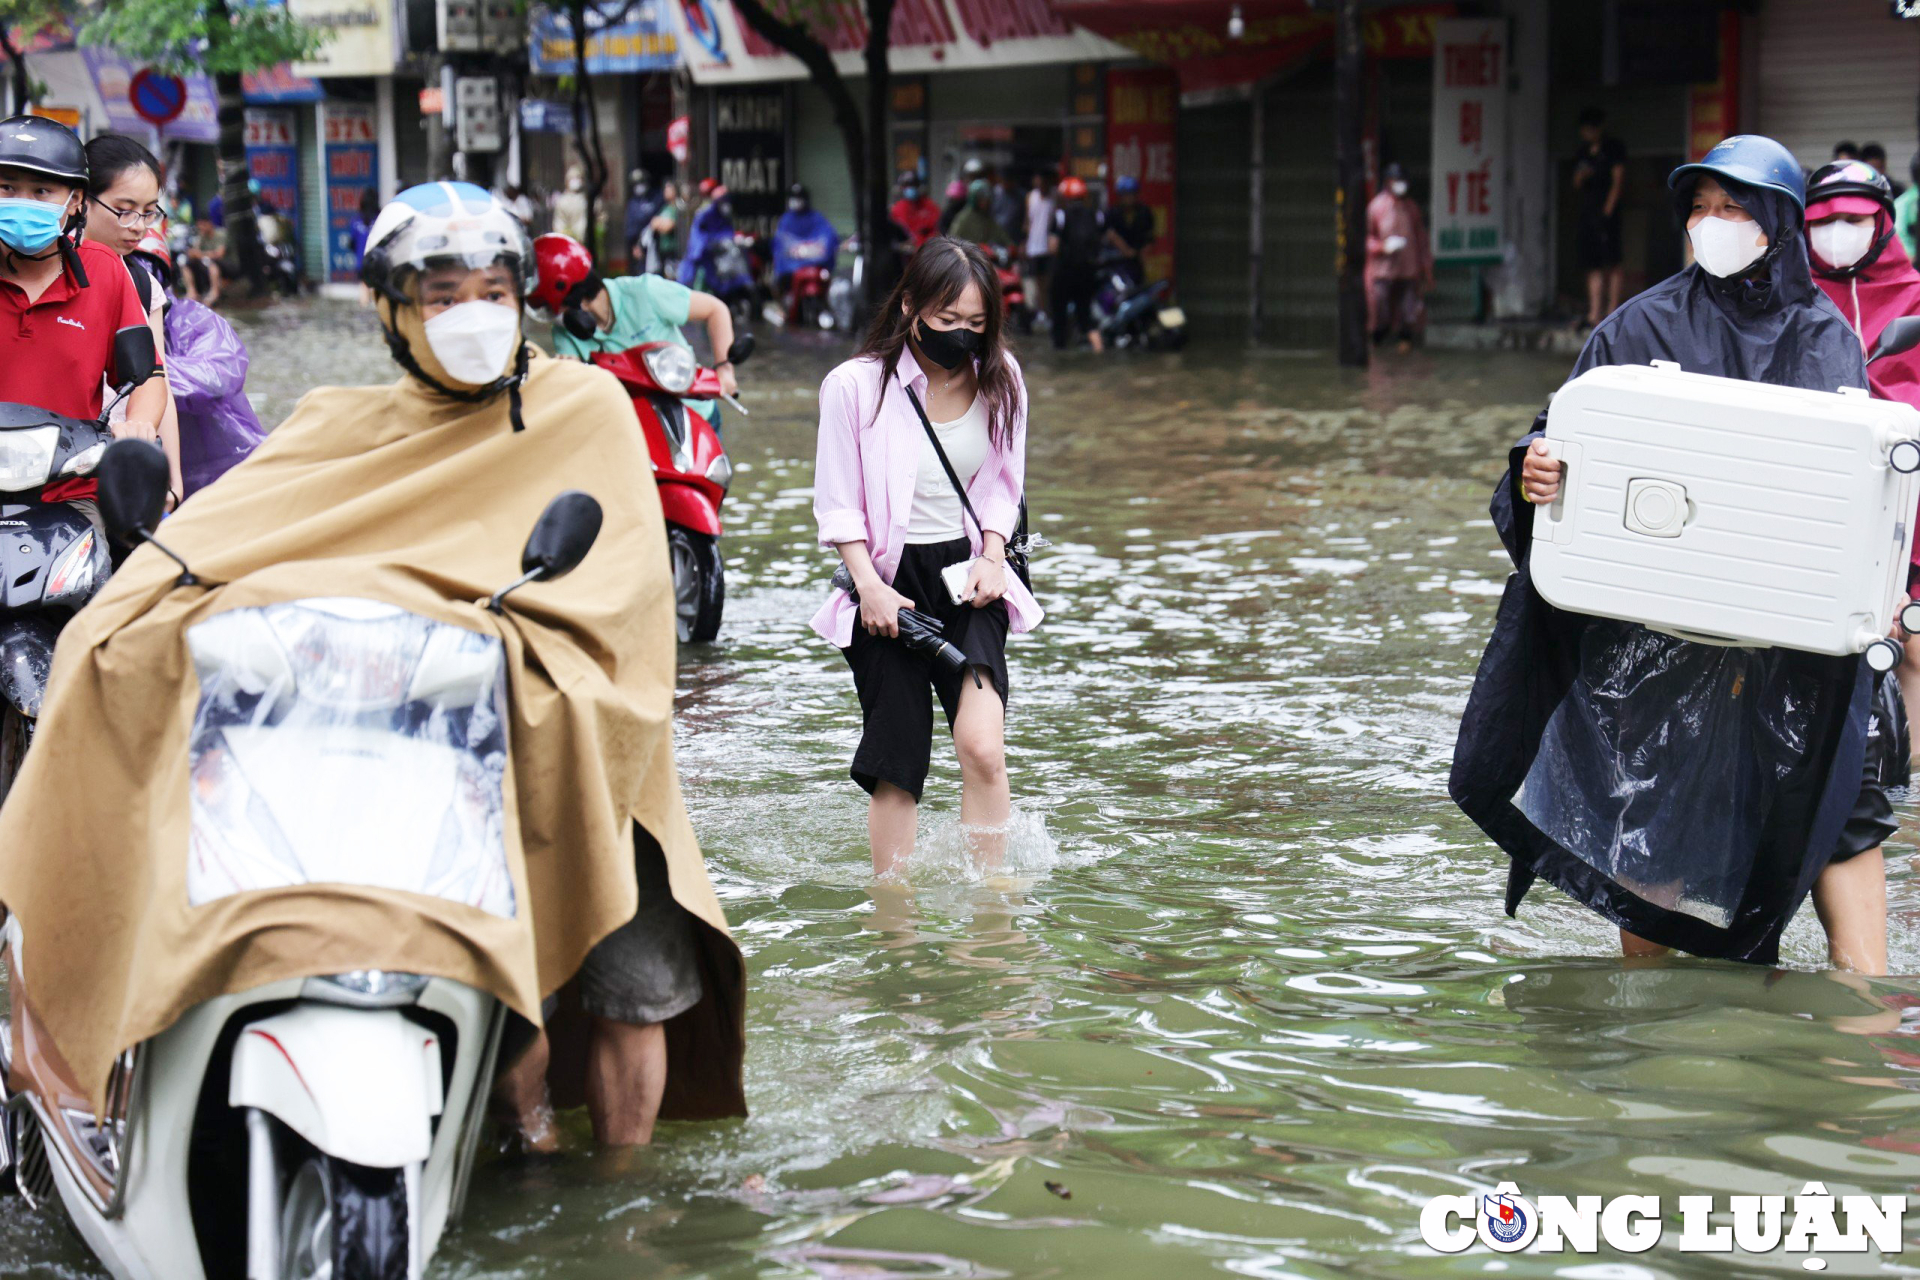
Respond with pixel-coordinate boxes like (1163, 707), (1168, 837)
(0, 0), (68, 45)
(79, 0), (323, 76)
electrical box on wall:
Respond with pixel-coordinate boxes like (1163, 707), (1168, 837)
(438, 0), (482, 51)
(454, 77), (502, 153)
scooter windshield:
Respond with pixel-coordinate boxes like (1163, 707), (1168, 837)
(183, 598), (515, 917)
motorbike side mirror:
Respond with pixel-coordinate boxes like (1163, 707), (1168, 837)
(1869, 316), (1920, 366)
(96, 439), (170, 545)
(726, 333), (755, 367)
(111, 325), (158, 392)
(489, 490), (603, 613)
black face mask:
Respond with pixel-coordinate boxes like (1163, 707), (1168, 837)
(562, 306), (599, 340)
(914, 320), (984, 370)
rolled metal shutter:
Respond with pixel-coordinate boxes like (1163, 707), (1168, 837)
(1755, 0), (1920, 174)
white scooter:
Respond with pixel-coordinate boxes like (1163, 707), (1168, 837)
(1, 440), (606, 1279)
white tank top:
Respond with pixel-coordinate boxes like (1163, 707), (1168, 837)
(906, 394), (990, 544)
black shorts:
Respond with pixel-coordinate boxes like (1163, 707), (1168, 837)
(1834, 672), (1903, 862)
(843, 538), (1010, 801)
(577, 824), (705, 1025)
(1575, 213), (1623, 271)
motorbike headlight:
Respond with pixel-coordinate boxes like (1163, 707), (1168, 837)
(0, 427), (59, 490)
(58, 441), (105, 479)
(642, 344), (698, 395)
(44, 527), (100, 604)
(304, 969), (430, 1008)
(705, 453), (733, 489)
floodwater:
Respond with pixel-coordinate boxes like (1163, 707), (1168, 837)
(7, 299), (1920, 1279)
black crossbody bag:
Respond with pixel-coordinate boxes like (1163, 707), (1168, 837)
(903, 385), (1036, 590)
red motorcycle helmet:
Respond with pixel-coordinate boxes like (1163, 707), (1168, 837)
(1059, 176), (1088, 200)
(529, 232), (597, 317)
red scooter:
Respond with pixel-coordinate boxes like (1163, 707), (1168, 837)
(988, 245), (1031, 334)
(785, 263), (830, 329)
(590, 334), (754, 642)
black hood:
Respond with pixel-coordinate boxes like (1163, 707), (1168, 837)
(1671, 177), (1817, 317)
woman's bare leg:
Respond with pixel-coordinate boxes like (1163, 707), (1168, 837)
(953, 672), (1009, 871)
(870, 781), (918, 878)
(1813, 850), (1888, 976)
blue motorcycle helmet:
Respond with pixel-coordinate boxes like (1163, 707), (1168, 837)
(1668, 134), (1806, 211)
(1115, 174), (1140, 196)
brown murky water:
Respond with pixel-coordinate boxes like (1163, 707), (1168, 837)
(6, 300), (1919, 1278)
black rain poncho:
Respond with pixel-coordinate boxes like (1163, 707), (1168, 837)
(1450, 184), (1877, 964)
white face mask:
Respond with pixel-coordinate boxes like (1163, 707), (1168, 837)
(1687, 214), (1768, 278)
(1809, 219), (1877, 270)
(423, 300), (521, 386)
(1390, 180), (1408, 197)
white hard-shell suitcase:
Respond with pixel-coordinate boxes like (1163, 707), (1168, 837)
(1530, 360), (1920, 669)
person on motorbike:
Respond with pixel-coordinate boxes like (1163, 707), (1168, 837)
(892, 170), (940, 248)
(773, 182), (840, 301)
(354, 182), (737, 1147)
(0, 115), (166, 515)
(83, 134), (183, 502)
(535, 231), (739, 426)
(623, 168), (661, 267)
(676, 184), (752, 306)
(1049, 176), (1105, 352)
(1103, 175), (1156, 288)
(1803, 159), (1920, 752)
(949, 179), (1011, 251)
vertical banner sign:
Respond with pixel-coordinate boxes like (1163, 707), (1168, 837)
(1686, 9), (1741, 161)
(243, 108), (301, 245)
(712, 87), (786, 239)
(1430, 18), (1506, 264)
(323, 102), (378, 283)
(1106, 66), (1177, 285)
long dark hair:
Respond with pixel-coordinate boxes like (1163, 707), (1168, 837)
(84, 134), (161, 197)
(855, 236), (1019, 446)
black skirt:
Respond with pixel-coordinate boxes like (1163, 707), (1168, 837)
(842, 538), (1010, 801)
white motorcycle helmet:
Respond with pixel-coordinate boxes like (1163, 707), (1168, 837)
(361, 182), (537, 418)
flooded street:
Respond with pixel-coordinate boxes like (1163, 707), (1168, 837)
(10, 299), (1920, 1278)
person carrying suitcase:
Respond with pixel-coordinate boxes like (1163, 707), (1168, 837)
(1452, 135), (1893, 974)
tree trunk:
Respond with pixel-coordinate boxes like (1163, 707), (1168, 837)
(730, 0), (867, 261)
(210, 66), (268, 289)
(568, 0), (609, 257)
(861, 0), (896, 310)
(424, 56), (453, 180)
(1332, 0), (1368, 366)
(0, 29), (30, 115)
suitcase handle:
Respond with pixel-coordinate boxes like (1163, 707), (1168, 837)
(1531, 438), (1579, 545)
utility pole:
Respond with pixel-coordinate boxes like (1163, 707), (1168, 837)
(1333, 0), (1368, 367)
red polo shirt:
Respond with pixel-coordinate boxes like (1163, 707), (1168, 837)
(0, 240), (156, 501)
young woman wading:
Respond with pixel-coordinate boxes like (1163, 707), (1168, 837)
(811, 238), (1044, 876)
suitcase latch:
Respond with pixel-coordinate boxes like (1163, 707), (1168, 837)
(1624, 478), (1689, 538)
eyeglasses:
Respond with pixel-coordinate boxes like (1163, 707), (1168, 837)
(90, 199), (164, 228)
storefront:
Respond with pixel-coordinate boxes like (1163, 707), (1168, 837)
(287, 0), (401, 286)
(1753, 0), (1920, 176)
(676, 0), (1131, 242)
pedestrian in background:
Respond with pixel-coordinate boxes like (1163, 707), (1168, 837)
(1898, 155), (1920, 262)
(1364, 162), (1433, 351)
(811, 238), (1043, 876)
(1861, 143), (1900, 194)
(949, 179), (1011, 250)
(551, 164), (590, 244)
(1049, 176), (1104, 352)
(938, 179), (968, 237)
(989, 168), (1023, 241)
(1572, 106), (1627, 328)
(1023, 170), (1056, 326)
(624, 168), (660, 268)
(892, 172), (940, 248)
(1103, 175), (1156, 286)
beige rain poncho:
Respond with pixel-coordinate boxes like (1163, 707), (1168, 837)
(0, 346), (745, 1120)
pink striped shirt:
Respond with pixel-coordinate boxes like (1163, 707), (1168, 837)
(810, 353), (1044, 647)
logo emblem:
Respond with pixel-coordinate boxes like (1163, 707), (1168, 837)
(1477, 1183), (1538, 1252)
(56, 316), (84, 329)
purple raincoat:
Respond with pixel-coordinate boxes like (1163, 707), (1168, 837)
(163, 298), (266, 496)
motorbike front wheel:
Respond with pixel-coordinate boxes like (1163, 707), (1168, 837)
(280, 1151), (410, 1280)
(668, 526), (725, 643)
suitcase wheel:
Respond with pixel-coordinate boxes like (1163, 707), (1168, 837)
(1904, 602), (1920, 636)
(1891, 439), (1920, 474)
(1866, 638), (1904, 672)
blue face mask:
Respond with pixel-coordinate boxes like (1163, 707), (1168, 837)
(0, 197), (68, 255)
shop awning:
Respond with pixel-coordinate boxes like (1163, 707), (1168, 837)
(675, 0), (1131, 84)
(1048, 0), (1454, 94)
